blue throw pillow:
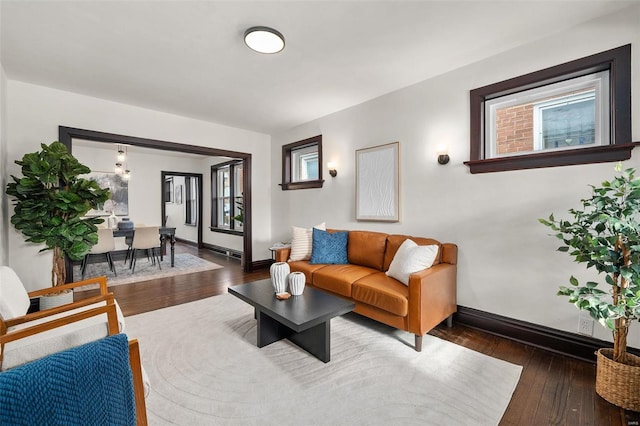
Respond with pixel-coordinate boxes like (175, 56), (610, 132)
(309, 228), (349, 264)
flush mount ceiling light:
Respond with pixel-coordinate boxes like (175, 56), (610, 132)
(244, 26), (285, 54)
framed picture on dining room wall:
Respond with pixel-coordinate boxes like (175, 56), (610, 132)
(355, 141), (400, 222)
(84, 171), (129, 216)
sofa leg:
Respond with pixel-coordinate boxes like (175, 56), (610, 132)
(446, 315), (453, 328)
(415, 335), (423, 352)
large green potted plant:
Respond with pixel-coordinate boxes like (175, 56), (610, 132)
(539, 163), (640, 411)
(5, 141), (109, 292)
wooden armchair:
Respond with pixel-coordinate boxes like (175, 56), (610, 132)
(0, 267), (147, 424)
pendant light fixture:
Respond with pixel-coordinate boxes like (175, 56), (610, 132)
(244, 26), (285, 54)
(115, 145), (131, 179)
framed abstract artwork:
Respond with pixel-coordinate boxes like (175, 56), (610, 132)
(355, 141), (400, 222)
(85, 171), (129, 216)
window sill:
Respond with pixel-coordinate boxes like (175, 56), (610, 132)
(279, 180), (324, 190)
(464, 143), (638, 174)
(209, 227), (243, 236)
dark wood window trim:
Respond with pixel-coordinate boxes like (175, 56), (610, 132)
(210, 159), (243, 235)
(280, 135), (324, 190)
(465, 44), (632, 174)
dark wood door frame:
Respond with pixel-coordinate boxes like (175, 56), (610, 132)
(59, 126), (254, 272)
(161, 171), (204, 248)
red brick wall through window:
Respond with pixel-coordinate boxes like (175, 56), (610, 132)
(495, 103), (534, 155)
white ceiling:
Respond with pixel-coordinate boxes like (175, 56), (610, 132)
(1, 1), (635, 135)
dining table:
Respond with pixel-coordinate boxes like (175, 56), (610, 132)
(112, 227), (177, 267)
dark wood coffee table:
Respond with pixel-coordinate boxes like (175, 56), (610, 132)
(228, 279), (355, 363)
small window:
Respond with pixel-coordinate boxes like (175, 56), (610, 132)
(217, 167), (231, 228)
(292, 144), (319, 181)
(485, 72), (608, 159)
(184, 176), (198, 226)
(164, 177), (173, 203)
(466, 45), (632, 174)
(281, 135), (323, 190)
(234, 164), (244, 231)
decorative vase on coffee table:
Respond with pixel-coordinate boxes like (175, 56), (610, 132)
(289, 272), (305, 296)
(270, 262), (289, 293)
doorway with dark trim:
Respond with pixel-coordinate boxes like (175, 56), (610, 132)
(161, 171), (204, 248)
(59, 126), (254, 274)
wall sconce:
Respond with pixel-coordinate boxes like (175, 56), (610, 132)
(327, 162), (337, 177)
(436, 148), (450, 165)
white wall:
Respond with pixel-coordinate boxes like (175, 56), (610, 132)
(271, 6), (640, 346)
(0, 61), (7, 266)
(6, 81), (271, 291)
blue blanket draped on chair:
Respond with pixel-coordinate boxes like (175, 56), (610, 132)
(0, 333), (136, 426)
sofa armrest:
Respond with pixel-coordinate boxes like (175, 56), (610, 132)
(275, 248), (291, 263)
(407, 263), (457, 335)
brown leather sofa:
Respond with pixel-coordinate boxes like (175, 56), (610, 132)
(275, 230), (457, 351)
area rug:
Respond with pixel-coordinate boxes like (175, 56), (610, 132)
(73, 253), (222, 289)
(125, 293), (523, 425)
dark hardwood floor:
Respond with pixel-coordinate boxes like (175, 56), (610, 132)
(76, 243), (640, 425)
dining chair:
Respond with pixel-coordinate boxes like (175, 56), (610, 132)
(130, 226), (162, 274)
(124, 223), (145, 266)
(81, 228), (117, 280)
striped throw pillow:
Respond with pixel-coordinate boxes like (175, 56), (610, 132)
(289, 222), (326, 261)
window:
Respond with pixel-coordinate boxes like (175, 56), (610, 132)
(184, 176), (198, 226)
(281, 135), (323, 190)
(211, 160), (243, 234)
(164, 177), (173, 203)
(466, 45), (631, 174)
(234, 164), (244, 231)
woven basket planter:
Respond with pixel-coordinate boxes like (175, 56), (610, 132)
(595, 348), (640, 412)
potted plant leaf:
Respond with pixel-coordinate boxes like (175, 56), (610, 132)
(5, 141), (109, 305)
(539, 163), (640, 411)
(233, 195), (244, 225)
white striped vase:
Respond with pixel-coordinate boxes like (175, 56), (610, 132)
(289, 272), (306, 296)
(270, 262), (290, 293)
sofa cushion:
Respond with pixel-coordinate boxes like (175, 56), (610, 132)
(310, 229), (349, 264)
(289, 222), (326, 261)
(383, 235), (442, 271)
(288, 261), (327, 284)
(352, 273), (409, 317)
(386, 239), (439, 285)
(313, 264), (378, 298)
(347, 231), (388, 271)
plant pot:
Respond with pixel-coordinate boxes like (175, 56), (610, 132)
(595, 348), (640, 411)
(39, 290), (74, 310)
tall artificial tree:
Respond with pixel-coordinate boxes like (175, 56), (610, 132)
(540, 164), (640, 363)
(6, 141), (109, 287)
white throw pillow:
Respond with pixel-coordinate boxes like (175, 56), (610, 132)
(289, 222), (326, 261)
(386, 239), (439, 285)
